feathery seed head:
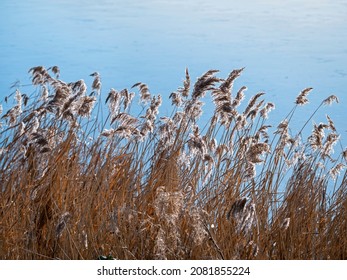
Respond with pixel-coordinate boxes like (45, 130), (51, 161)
(48, 66), (60, 78)
(295, 87), (313, 105)
(329, 163), (346, 180)
(55, 212), (72, 238)
(326, 115), (336, 132)
(77, 96), (96, 117)
(323, 95), (339, 106)
(132, 82), (151, 104)
(219, 68), (245, 94)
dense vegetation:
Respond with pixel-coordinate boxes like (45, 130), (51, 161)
(0, 66), (346, 259)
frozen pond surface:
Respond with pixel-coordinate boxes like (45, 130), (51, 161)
(1, 0), (346, 142)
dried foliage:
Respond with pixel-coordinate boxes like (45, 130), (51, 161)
(0, 66), (346, 260)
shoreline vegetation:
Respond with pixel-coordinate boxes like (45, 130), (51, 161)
(0, 66), (346, 259)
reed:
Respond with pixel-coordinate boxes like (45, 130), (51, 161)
(0, 66), (346, 259)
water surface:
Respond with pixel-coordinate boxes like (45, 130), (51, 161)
(1, 0), (346, 140)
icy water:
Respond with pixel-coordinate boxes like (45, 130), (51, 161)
(1, 0), (347, 141)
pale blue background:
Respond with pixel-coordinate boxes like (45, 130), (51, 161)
(1, 0), (346, 141)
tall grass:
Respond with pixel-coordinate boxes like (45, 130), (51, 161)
(0, 66), (346, 259)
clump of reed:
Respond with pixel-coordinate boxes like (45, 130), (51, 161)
(0, 66), (346, 259)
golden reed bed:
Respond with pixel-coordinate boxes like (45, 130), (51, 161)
(0, 66), (346, 259)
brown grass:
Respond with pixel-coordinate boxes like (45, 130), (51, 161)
(0, 66), (346, 259)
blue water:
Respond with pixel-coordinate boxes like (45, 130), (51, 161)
(1, 0), (347, 142)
